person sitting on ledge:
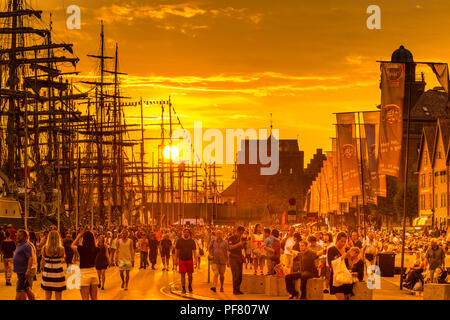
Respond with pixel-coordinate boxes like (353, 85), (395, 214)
(284, 240), (319, 300)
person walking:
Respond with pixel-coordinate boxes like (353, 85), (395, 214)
(41, 230), (66, 300)
(110, 232), (118, 267)
(362, 232), (378, 266)
(172, 231), (182, 271)
(72, 229), (99, 300)
(160, 233), (172, 271)
(1, 231), (15, 286)
(116, 229), (134, 290)
(63, 232), (74, 266)
(209, 229), (228, 293)
(13, 230), (35, 300)
(425, 239), (446, 283)
(138, 232), (149, 269)
(175, 229), (197, 294)
(148, 232), (159, 270)
(95, 235), (110, 290)
(251, 224), (265, 275)
(194, 234), (203, 270)
(228, 226), (246, 295)
(263, 229), (281, 275)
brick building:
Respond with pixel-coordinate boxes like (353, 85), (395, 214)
(221, 135), (325, 220)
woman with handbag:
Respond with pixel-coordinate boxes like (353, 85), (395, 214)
(251, 224), (265, 275)
(328, 232), (352, 300)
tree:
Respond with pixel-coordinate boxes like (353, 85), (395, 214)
(394, 179), (418, 225)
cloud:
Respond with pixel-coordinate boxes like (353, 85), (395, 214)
(72, 71), (374, 98)
(97, 3), (263, 27)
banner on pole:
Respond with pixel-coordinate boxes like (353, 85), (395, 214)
(378, 62), (405, 177)
(428, 63), (449, 95)
(336, 113), (361, 197)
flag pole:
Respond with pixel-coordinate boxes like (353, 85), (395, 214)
(399, 62), (412, 290)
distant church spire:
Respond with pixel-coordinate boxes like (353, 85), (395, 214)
(270, 113), (273, 135)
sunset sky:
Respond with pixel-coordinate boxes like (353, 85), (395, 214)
(32, 0), (449, 186)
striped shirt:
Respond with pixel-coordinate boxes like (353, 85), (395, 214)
(41, 249), (66, 292)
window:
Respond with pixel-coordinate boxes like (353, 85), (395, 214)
(438, 148), (443, 159)
(442, 193), (447, 208)
(429, 173), (433, 187)
(419, 174), (425, 188)
(429, 195), (432, 209)
(421, 195), (426, 210)
(290, 168), (293, 175)
(424, 151), (428, 165)
(436, 194), (439, 208)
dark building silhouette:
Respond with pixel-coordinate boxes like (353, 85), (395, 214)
(222, 135), (325, 219)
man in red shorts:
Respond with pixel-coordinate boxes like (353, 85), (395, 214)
(175, 229), (197, 294)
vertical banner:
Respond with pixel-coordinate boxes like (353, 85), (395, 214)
(333, 137), (350, 213)
(428, 63), (449, 95)
(363, 111), (378, 204)
(378, 62), (405, 177)
(310, 180), (318, 213)
(326, 152), (338, 212)
(363, 111), (387, 198)
(336, 113), (361, 197)
(320, 166), (329, 217)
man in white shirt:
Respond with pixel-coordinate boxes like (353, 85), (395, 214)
(282, 227), (296, 271)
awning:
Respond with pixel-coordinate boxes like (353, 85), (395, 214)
(413, 216), (433, 227)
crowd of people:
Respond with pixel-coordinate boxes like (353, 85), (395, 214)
(0, 222), (448, 300)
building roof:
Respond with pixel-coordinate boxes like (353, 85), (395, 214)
(411, 89), (450, 120)
(431, 118), (450, 166)
(221, 181), (237, 198)
(439, 118), (450, 152)
(417, 126), (436, 171)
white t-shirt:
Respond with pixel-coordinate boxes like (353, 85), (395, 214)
(284, 237), (295, 255)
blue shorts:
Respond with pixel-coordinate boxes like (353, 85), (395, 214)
(16, 273), (31, 292)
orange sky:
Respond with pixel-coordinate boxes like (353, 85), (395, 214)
(33, 0), (449, 186)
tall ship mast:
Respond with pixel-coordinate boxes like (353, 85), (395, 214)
(79, 22), (140, 227)
(0, 0), (87, 228)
